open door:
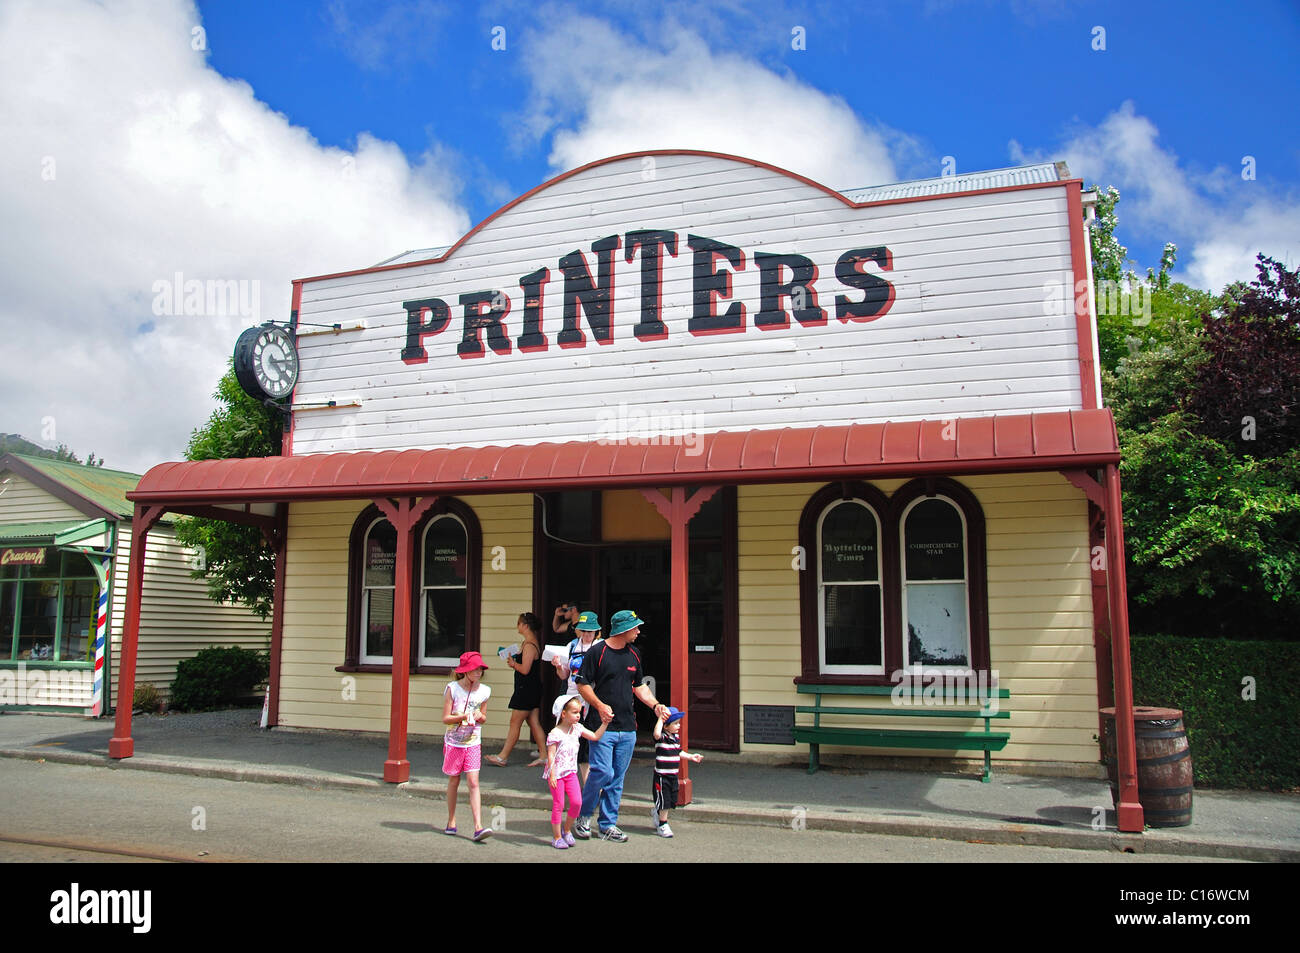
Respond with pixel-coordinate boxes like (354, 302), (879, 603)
(535, 488), (737, 749)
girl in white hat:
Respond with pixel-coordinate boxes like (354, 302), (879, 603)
(544, 693), (612, 849)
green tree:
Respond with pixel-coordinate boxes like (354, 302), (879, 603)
(1106, 259), (1300, 639)
(1087, 185), (1129, 286)
(172, 362), (282, 619)
(1087, 184), (1197, 375)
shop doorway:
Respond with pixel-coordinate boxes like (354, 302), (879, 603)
(533, 488), (737, 749)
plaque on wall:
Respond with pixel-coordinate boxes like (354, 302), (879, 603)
(743, 705), (796, 745)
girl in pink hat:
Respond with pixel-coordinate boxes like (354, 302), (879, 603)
(442, 651), (493, 842)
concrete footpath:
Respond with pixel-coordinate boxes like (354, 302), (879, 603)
(1, 709), (1295, 862)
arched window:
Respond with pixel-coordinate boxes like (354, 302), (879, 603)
(900, 496), (969, 668)
(343, 499), (481, 673)
(419, 514), (469, 668)
(798, 482), (894, 682)
(817, 499), (884, 675)
(359, 518), (397, 665)
(798, 478), (988, 684)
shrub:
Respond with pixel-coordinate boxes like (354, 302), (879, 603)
(133, 682), (161, 713)
(1130, 635), (1300, 790)
(168, 646), (269, 712)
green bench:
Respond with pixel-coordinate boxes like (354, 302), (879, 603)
(793, 683), (1012, 782)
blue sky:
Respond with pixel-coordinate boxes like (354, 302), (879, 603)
(2, 0), (1298, 471)
(195, 0), (1300, 274)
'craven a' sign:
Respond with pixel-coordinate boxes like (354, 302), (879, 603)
(1, 547), (48, 567)
(288, 152), (1087, 455)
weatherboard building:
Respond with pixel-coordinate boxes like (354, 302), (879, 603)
(0, 453), (268, 712)
(107, 151), (1147, 831)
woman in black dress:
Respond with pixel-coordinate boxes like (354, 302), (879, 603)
(487, 612), (547, 767)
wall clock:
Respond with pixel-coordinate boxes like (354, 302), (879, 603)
(234, 323), (299, 402)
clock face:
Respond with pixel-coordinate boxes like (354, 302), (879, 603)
(253, 326), (299, 399)
(234, 324), (299, 401)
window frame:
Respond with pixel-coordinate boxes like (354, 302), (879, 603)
(1, 550), (98, 667)
(416, 512), (471, 669)
(797, 478), (989, 686)
(357, 516), (398, 666)
(898, 494), (972, 671)
(815, 497), (887, 676)
(341, 499), (481, 675)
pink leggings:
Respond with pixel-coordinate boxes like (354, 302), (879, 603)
(550, 772), (582, 825)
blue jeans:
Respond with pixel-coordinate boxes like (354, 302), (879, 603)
(580, 729), (636, 830)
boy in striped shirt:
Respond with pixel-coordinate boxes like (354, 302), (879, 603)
(651, 708), (702, 837)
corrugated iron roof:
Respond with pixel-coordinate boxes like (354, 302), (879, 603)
(839, 162), (1067, 204)
(0, 520), (93, 543)
(2, 453), (142, 518)
(129, 410), (1118, 506)
(373, 246), (452, 267)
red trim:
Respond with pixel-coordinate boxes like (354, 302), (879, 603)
(267, 503), (288, 728)
(1060, 468), (1105, 507)
(1104, 464), (1143, 832)
(371, 495), (442, 783)
(292, 151), (1082, 287)
(130, 411), (1120, 507)
(282, 281), (302, 458)
(130, 452), (1117, 502)
(108, 503), (167, 759)
(1067, 186), (1099, 410)
(1087, 501), (1113, 719)
(667, 486), (721, 804)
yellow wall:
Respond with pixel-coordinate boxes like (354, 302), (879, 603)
(276, 475), (1099, 766)
(737, 473), (1099, 763)
(276, 495), (532, 734)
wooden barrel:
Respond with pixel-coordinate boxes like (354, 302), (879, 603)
(1100, 706), (1194, 828)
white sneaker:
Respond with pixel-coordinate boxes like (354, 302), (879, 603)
(600, 825), (628, 842)
(656, 822), (674, 838)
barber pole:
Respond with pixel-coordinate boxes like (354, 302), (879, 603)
(89, 557), (110, 716)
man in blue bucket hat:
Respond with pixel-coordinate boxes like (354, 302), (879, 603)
(574, 609), (669, 842)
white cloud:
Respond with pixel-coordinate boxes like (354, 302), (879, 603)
(1016, 101), (1300, 293)
(1182, 202), (1299, 294)
(515, 9), (909, 191)
(325, 0), (453, 73)
(0, 0), (470, 474)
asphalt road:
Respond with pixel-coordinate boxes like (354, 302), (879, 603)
(1, 759), (1242, 864)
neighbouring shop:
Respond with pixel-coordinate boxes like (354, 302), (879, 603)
(0, 453), (268, 711)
